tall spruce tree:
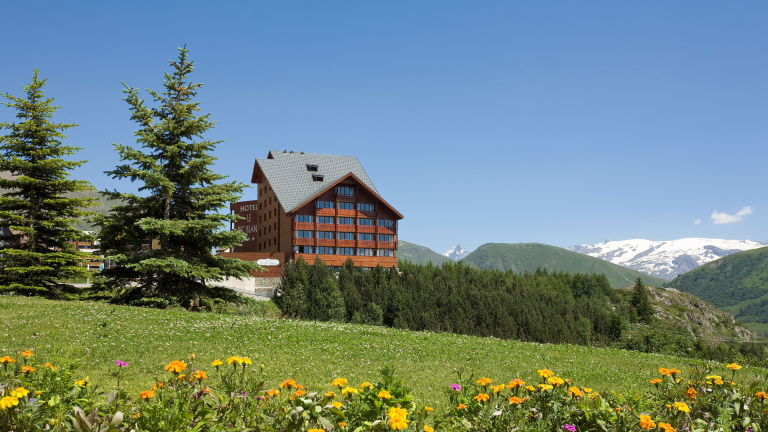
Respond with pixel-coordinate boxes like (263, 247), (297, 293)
(93, 47), (258, 304)
(0, 70), (96, 296)
(631, 277), (654, 324)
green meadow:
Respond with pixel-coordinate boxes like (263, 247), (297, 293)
(1, 296), (761, 407)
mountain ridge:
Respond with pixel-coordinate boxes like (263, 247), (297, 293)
(443, 243), (470, 261)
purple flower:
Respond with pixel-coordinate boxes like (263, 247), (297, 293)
(564, 425), (576, 432)
(115, 360), (128, 368)
(450, 383), (461, 392)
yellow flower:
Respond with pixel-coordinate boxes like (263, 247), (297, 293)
(490, 384), (504, 394)
(44, 362), (56, 370)
(509, 396), (522, 404)
(473, 393), (490, 402)
(378, 390), (392, 399)
(388, 415), (408, 430)
(139, 390), (155, 399)
(568, 387), (583, 397)
(424, 426), (434, 432)
(21, 366), (35, 374)
(226, 356), (242, 365)
(0, 356), (16, 364)
(75, 377), (90, 387)
(673, 401), (690, 413)
(177, 374), (186, 381)
(525, 385), (535, 391)
(547, 376), (564, 386)
(508, 379), (526, 389)
(581, 387), (592, 392)
(21, 350), (33, 358)
(34, 391), (42, 396)
(190, 371), (208, 381)
(685, 388), (697, 399)
(241, 357), (252, 365)
(325, 391), (336, 398)
(266, 389), (279, 399)
(332, 378), (347, 388)
(424, 406), (434, 412)
(457, 403), (467, 409)
(164, 361), (187, 373)
(658, 422), (676, 432)
(714, 379), (724, 385)
(537, 384), (553, 391)
(280, 379), (297, 389)
(10, 388), (29, 398)
(476, 377), (492, 386)
(650, 379), (662, 385)
(706, 375), (721, 380)
(338, 422), (347, 427)
(537, 369), (554, 378)
(727, 363), (742, 371)
(755, 391), (767, 400)
(343, 387), (359, 396)
(294, 389), (307, 397)
(332, 401), (342, 409)
(211, 359), (223, 367)
(359, 381), (374, 390)
(308, 429), (324, 432)
(388, 406), (408, 419)
(639, 414), (656, 430)
(0, 396), (19, 410)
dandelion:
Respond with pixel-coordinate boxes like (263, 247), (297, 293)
(332, 378), (347, 388)
(0, 396), (19, 410)
(10, 388), (29, 398)
(164, 360), (186, 373)
(476, 377), (492, 386)
(658, 422), (676, 432)
(685, 388), (697, 399)
(639, 415), (656, 430)
(20, 366), (35, 374)
(509, 396), (522, 404)
(378, 390), (392, 399)
(474, 393), (489, 402)
(538, 369), (554, 378)
(280, 379), (297, 389)
(457, 404), (467, 410)
(727, 363), (742, 371)
(139, 390), (155, 399)
(226, 356), (242, 365)
(332, 401), (342, 409)
(449, 383), (461, 392)
(563, 425), (576, 432)
(21, 350), (33, 358)
(673, 401), (690, 413)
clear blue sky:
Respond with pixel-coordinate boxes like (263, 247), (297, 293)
(2, 1), (766, 253)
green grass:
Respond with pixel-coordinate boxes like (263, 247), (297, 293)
(1, 296), (761, 407)
(461, 243), (669, 288)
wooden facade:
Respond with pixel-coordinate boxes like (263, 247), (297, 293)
(228, 152), (403, 273)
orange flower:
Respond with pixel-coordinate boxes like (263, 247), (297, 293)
(164, 361), (186, 373)
(474, 393), (490, 402)
(21, 350), (33, 358)
(490, 384), (504, 394)
(190, 371), (208, 382)
(139, 390), (155, 399)
(424, 406), (434, 412)
(457, 404), (467, 410)
(650, 379), (662, 385)
(508, 379), (526, 389)
(509, 396), (522, 404)
(332, 401), (342, 409)
(537, 369), (554, 378)
(714, 379), (724, 385)
(476, 377), (492, 386)
(639, 414), (656, 430)
(20, 366), (35, 374)
(673, 401), (689, 413)
(727, 363), (742, 371)
(685, 388), (697, 399)
(280, 379), (297, 389)
(547, 376), (564, 386)
(338, 422), (347, 427)
(0, 356), (15, 365)
(294, 389), (307, 397)
(43, 362), (56, 370)
(325, 391), (336, 398)
(568, 387), (583, 397)
(755, 391), (767, 400)
(658, 422), (676, 432)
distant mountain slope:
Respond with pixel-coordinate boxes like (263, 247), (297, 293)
(398, 240), (452, 266)
(444, 243), (470, 261)
(568, 238), (764, 280)
(69, 190), (122, 231)
(666, 246), (768, 336)
(461, 243), (668, 288)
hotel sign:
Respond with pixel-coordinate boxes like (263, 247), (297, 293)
(230, 200), (258, 252)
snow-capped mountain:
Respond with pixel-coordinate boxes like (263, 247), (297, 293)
(444, 243), (471, 261)
(568, 238), (766, 280)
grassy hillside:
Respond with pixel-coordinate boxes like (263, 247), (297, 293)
(1, 296), (758, 407)
(69, 189), (121, 231)
(461, 243), (668, 288)
(397, 240), (453, 265)
(667, 246), (768, 336)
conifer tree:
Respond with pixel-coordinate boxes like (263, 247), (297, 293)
(0, 71), (96, 296)
(93, 47), (258, 304)
(631, 277), (654, 324)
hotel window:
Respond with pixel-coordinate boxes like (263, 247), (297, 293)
(357, 248), (374, 256)
(357, 203), (374, 211)
(317, 216), (334, 224)
(316, 247), (334, 254)
(316, 201), (334, 209)
(378, 219), (395, 228)
(338, 217), (354, 225)
(317, 231), (335, 239)
(378, 234), (394, 242)
(295, 215), (313, 223)
(295, 230), (313, 238)
(336, 186), (355, 196)
(337, 247), (355, 255)
(358, 233), (374, 241)
(338, 232), (354, 240)
(358, 218), (374, 226)
(377, 249), (394, 257)
(294, 245), (313, 254)
(338, 202), (354, 210)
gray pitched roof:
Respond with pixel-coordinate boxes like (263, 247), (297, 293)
(256, 150), (379, 213)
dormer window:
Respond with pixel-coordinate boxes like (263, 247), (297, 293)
(312, 174), (324, 182)
(306, 164), (318, 172)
